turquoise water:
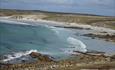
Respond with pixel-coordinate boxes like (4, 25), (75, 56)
(0, 23), (66, 55)
(0, 21), (87, 63)
(0, 20), (115, 63)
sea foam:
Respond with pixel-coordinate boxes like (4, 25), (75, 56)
(2, 50), (38, 62)
(67, 37), (87, 53)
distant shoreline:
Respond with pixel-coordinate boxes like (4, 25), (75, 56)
(0, 16), (115, 34)
(0, 9), (115, 69)
(1, 8), (115, 17)
(0, 9), (115, 43)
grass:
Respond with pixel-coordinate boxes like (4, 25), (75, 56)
(43, 14), (115, 29)
(0, 9), (115, 30)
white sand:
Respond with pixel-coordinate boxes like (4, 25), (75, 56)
(0, 16), (115, 34)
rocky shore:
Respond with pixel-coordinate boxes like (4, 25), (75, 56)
(0, 9), (115, 43)
(1, 51), (115, 70)
(0, 9), (115, 70)
(83, 32), (115, 42)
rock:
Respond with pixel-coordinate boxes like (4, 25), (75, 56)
(110, 55), (115, 61)
(73, 51), (110, 62)
(83, 33), (115, 42)
(29, 52), (41, 58)
(0, 55), (7, 60)
(29, 52), (54, 62)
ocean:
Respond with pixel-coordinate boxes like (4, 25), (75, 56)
(0, 20), (115, 64)
(0, 21), (87, 63)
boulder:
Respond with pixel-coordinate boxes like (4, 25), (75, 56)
(29, 52), (54, 62)
(110, 55), (115, 61)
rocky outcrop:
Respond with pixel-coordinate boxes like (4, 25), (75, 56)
(29, 52), (54, 62)
(1, 52), (115, 70)
(110, 55), (115, 61)
(83, 33), (115, 42)
(73, 51), (111, 62)
(78, 54), (110, 62)
(1, 60), (115, 70)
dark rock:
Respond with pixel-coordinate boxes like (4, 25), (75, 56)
(73, 51), (110, 62)
(0, 55), (7, 60)
(83, 33), (115, 42)
(110, 55), (115, 61)
(29, 52), (54, 62)
(21, 60), (26, 63)
(29, 52), (41, 58)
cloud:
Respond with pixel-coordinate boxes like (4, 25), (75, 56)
(0, 0), (114, 8)
(1, 0), (114, 5)
(0, 0), (114, 16)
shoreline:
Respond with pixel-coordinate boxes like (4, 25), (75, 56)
(1, 51), (115, 70)
(1, 17), (115, 69)
(1, 16), (115, 43)
(0, 16), (115, 34)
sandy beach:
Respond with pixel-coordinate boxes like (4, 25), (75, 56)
(0, 0), (115, 69)
(1, 16), (115, 43)
(1, 16), (115, 33)
(0, 10), (115, 70)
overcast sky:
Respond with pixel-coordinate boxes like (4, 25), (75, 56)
(0, 0), (115, 16)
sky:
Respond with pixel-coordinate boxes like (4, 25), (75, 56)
(0, 0), (115, 16)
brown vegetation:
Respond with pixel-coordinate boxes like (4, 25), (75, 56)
(1, 52), (115, 70)
(0, 9), (115, 29)
(83, 33), (115, 42)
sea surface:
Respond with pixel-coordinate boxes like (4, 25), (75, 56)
(0, 20), (115, 64)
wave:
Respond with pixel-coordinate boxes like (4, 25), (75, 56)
(67, 37), (87, 53)
(0, 21), (88, 63)
(37, 25), (87, 54)
(46, 25), (60, 35)
(1, 38), (87, 63)
(2, 50), (38, 62)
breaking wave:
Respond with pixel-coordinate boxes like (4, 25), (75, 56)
(0, 21), (87, 63)
(2, 50), (38, 62)
(67, 37), (87, 52)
